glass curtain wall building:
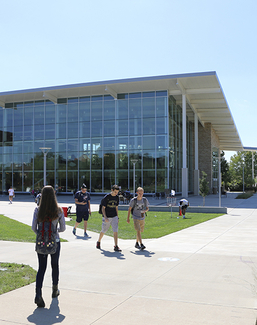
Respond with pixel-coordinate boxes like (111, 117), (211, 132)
(0, 91), (194, 194)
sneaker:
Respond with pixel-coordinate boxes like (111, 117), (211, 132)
(135, 242), (140, 249)
(114, 245), (122, 252)
(96, 241), (101, 249)
(72, 227), (76, 235)
(84, 232), (88, 237)
(140, 244), (146, 251)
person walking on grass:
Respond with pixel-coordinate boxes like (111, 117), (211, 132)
(73, 184), (91, 237)
(8, 186), (15, 204)
(179, 198), (189, 219)
(96, 184), (121, 252)
(32, 185), (66, 308)
(127, 187), (149, 251)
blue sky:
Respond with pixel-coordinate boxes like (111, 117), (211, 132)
(1, 0), (256, 161)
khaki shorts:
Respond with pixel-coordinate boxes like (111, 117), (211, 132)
(133, 219), (145, 232)
(101, 216), (119, 233)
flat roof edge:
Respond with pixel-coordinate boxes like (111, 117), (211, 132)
(0, 71), (217, 96)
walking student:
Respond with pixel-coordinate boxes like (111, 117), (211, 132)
(32, 185), (66, 308)
(8, 186), (15, 204)
(179, 198), (189, 218)
(73, 184), (91, 237)
(96, 184), (121, 252)
(127, 187), (149, 250)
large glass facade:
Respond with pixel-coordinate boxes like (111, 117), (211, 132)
(0, 90), (194, 194)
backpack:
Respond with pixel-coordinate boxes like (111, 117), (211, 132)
(98, 194), (111, 214)
(35, 219), (57, 255)
(131, 197), (147, 215)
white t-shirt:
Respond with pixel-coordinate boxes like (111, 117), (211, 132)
(179, 199), (188, 206)
(8, 189), (14, 196)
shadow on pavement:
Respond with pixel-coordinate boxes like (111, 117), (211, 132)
(27, 298), (65, 325)
(130, 250), (155, 258)
(100, 249), (126, 260)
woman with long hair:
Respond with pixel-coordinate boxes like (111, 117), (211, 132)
(32, 185), (66, 308)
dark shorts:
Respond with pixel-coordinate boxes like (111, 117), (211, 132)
(181, 205), (188, 213)
(76, 209), (89, 223)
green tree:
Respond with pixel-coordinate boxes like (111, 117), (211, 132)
(229, 151), (255, 191)
(199, 171), (209, 206)
(220, 151), (231, 188)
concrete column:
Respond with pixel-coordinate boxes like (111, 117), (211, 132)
(182, 94), (188, 197)
(194, 113), (199, 195)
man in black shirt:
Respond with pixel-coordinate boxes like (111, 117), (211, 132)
(73, 184), (91, 237)
(96, 185), (121, 251)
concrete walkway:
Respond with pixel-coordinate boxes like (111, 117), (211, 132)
(0, 193), (257, 324)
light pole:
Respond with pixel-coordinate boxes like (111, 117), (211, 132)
(40, 147), (51, 187)
(131, 159), (138, 197)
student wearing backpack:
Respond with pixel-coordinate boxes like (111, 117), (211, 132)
(96, 184), (121, 252)
(32, 185), (66, 308)
(127, 187), (149, 250)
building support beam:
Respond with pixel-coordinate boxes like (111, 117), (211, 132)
(194, 113), (199, 195)
(105, 86), (117, 99)
(43, 92), (57, 104)
(182, 94), (188, 197)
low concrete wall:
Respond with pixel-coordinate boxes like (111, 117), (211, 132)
(118, 205), (227, 214)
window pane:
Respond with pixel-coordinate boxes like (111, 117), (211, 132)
(117, 120), (128, 136)
(91, 101), (102, 120)
(129, 99), (141, 118)
(92, 121), (102, 137)
(79, 152), (90, 170)
(129, 136), (142, 150)
(68, 104), (78, 122)
(143, 170), (155, 193)
(103, 138), (115, 150)
(104, 100), (115, 120)
(34, 106), (44, 125)
(156, 117), (167, 134)
(56, 104), (67, 123)
(34, 124), (44, 140)
(91, 153), (102, 169)
(68, 122), (78, 138)
(67, 171), (78, 192)
(79, 102), (90, 122)
(117, 100), (128, 119)
(24, 125), (33, 140)
(24, 107), (33, 125)
(143, 136), (155, 150)
(143, 150), (155, 169)
(129, 119), (141, 135)
(156, 97), (167, 117)
(79, 122), (90, 137)
(14, 126), (23, 141)
(91, 171), (102, 192)
(142, 98), (155, 118)
(143, 118), (155, 135)
(104, 170), (115, 191)
(57, 123), (66, 139)
(104, 121), (115, 137)
(14, 107), (23, 126)
(45, 105), (55, 124)
(45, 124), (55, 139)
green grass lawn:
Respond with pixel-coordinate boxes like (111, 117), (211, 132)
(66, 211), (223, 239)
(0, 214), (67, 243)
(0, 263), (37, 295)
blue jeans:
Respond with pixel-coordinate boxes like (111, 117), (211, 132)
(36, 241), (60, 288)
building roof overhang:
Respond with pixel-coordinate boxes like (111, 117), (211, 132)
(0, 71), (243, 151)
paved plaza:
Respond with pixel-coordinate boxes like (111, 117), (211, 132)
(0, 193), (257, 324)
